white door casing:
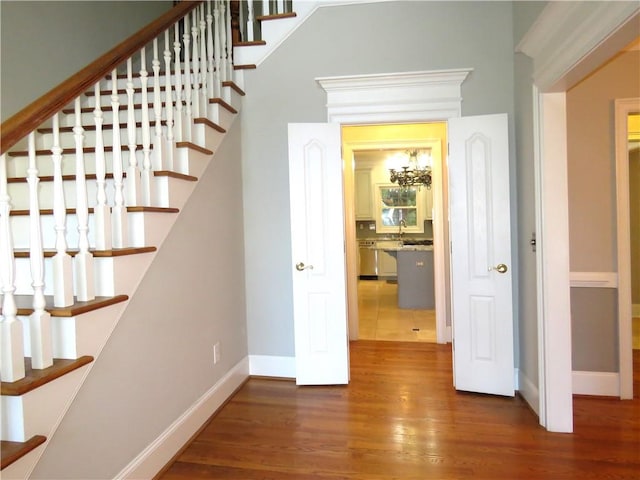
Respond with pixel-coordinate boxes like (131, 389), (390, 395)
(449, 113), (515, 397)
(288, 123), (349, 385)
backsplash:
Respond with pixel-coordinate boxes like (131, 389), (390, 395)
(356, 220), (434, 239)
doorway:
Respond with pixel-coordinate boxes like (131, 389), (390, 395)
(341, 122), (450, 345)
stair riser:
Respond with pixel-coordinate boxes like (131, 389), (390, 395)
(7, 150), (132, 178)
(15, 302), (127, 362)
(14, 250), (155, 298)
(8, 177), (119, 210)
(1, 364), (89, 442)
(10, 214), (97, 250)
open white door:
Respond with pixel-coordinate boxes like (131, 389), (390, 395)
(449, 113), (515, 397)
(288, 123), (349, 385)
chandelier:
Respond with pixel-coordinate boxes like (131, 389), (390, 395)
(388, 150), (432, 189)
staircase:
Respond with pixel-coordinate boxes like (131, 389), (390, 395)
(0, 0), (308, 477)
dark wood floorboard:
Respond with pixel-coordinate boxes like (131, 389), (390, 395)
(159, 341), (640, 480)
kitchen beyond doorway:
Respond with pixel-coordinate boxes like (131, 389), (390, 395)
(358, 279), (436, 342)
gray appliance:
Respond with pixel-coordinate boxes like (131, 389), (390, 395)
(358, 239), (378, 279)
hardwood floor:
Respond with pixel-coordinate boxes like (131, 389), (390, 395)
(358, 279), (436, 342)
(159, 342), (640, 480)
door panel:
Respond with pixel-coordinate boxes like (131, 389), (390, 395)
(449, 114), (515, 396)
(288, 123), (349, 385)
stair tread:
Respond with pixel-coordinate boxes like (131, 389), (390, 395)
(208, 97), (237, 114)
(257, 12), (297, 21)
(13, 246), (157, 258)
(7, 169), (193, 183)
(234, 40), (267, 47)
(176, 141), (213, 155)
(234, 64), (257, 70)
(155, 170), (198, 181)
(194, 117), (226, 133)
(7, 144), (144, 157)
(10, 206), (179, 215)
(0, 435), (46, 470)
(222, 81), (246, 96)
(1, 357), (94, 396)
(37, 120), (164, 134)
(3, 295), (129, 318)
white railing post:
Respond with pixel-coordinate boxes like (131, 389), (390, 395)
(199, 2), (208, 109)
(262, 0), (271, 16)
(139, 47), (154, 206)
(214, 2), (223, 99)
(191, 9), (202, 119)
(207, 0), (217, 99)
(246, 0), (255, 42)
(93, 82), (112, 250)
(164, 29), (176, 171)
(0, 153), (25, 382)
(111, 69), (127, 248)
(151, 38), (165, 172)
(51, 113), (74, 307)
(277, 0), (285, 15)
(126, 58), (141, 206)
(225, 0), (233, 82)
(183, 14), (194, 142)
(27, 133), (53, 370)
(173, 21), (184, 143)
(73, 97), (95, 301)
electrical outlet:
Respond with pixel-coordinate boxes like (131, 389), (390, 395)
(213, 342), (221, 364)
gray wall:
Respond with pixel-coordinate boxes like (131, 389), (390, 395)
(31, 120), (248, 479)
(512, 1), (548, 391)
(0, 0), (172, 121)
(241, 1), (518, 358)
(567, 49), (640, 372)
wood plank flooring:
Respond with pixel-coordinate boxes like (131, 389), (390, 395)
(159, 341), (640, 480)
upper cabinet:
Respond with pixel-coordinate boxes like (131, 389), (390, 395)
(354, 168), (373, 220)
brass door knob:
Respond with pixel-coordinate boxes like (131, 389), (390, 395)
(296, 262), (314, 271)
(490, 263), (508, 274)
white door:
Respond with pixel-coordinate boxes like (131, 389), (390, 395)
(288, 123), (349, 385)
(448, 113), (515, 397)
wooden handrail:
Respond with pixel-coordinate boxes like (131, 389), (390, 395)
(0, 1), (202, 155)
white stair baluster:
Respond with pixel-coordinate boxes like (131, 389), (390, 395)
(207, 0), (217, 100)
(0, 153), (25, 382)
(199, 3), (208, 110)
(93, 81), (112, 250)
(214, 2), (223, 99)
(151, 38), (165, 171)
(73, 97), (95, 301)
(126, 58), (141, 206)
(51, 113), (74, 307)
(246, 0), (255, 42)
(277, 0), (284, 15)
(262, 0), (271, 16)
(219, 1), (229, 84)
(224, 0), (233, 82)
(111, 69), (127, 248)
(183, 14), (193, 142)
(173, 21), (184, 143)
(164, 29), (175, 171)
(27, 132), (53, 370)
(140, 47), (154, 206)
(191, 10), (201, 119)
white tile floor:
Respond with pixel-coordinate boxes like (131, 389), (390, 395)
(357, 279), (436, 342)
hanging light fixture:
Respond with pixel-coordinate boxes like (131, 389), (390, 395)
(388, 149), (432, 189)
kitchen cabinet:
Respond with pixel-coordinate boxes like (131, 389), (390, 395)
(354, 169), (373, 219)
(377, 249), (397, 278)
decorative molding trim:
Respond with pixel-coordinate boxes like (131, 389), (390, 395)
(249, 355), (296, 378)
(316, 69), (473, 124)
(569, 271), (618, 288)
(518, 369), (540, 417)
(115, 357), (250, 480)
(516, 2), (640, 91)
(572, 370), (620, 397)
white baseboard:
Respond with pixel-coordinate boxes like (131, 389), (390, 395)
(115, 357), (250, 480)
(632, 304), (640, 317)
(249, 355), (296, 378)
(572, 370), (619, 397)
(518, 369), (540, 416)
